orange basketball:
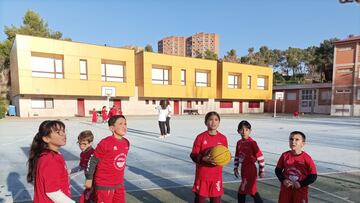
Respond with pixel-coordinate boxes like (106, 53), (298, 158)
(210, 145), (232, 166)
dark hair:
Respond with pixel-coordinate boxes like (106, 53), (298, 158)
(78, 130), (94, 143)
(238, 120), (251, 130)
(102, 106), (106, 109)
(204, 111), (220, 125)
(290, 131), (306, 142)
(27, 120), (65, 184)
(159, 100), (166, 109)
(108, 115), (126, 126)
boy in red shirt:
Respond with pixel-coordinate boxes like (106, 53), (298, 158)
(275, 131), (317, 203)
(234, 120), (265, 203)
(190, 111), (228, 203)
(70, 130), (95, 203)
(85, 115), (129, 203)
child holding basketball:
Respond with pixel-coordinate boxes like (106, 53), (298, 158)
(275, 131), (317, 203)
(27, 120), (75, 203)
(190, 111), (228, 203)
(234, 120), (265, 203)
(85, 115), (130, 203)
(71, 130), (95, 203)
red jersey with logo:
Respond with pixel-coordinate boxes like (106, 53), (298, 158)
(234, 137), (264, 195)
(276, 151), (317, 203)
(94, 135), (129, 187)
(34, 150), (71, 203)
(80, 146), (95, 170)
(191, 131), (228, 197)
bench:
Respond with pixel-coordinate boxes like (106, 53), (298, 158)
(183, 109), (199, 115)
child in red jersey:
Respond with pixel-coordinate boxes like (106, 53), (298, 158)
(275, 131), (317, 203)
(101, 106), (108, 123)
(71, 130), (95, 203)
(234, 120), (265, 203)
(27, 120), (75, 203)
(190, 111), (228, 203)
(85, 115), (130, 203)
(91, 108), (97, 123)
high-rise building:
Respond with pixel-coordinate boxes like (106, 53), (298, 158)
(158, 33), (219, 57)
(186, 32), (219, 58)
(158, 36), (186, 56)
(331, 35), (360, 116)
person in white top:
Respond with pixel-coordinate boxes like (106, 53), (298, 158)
(156, 100), (169, 139)
(165, 99), (172, 136)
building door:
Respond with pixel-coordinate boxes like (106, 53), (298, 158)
(173, 100), (179, 115)
(113, 99), (122, 114)
(77, 98), (85, 117)
(187, 100), (192, 108)
(239, 101), (243, 113)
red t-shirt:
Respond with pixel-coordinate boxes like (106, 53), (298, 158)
(80, 147), (95, 170)
(276, 151), (317, 183)
(235, 137), (263, 169)
(34, 150), (71, 203)
(191, 131), (228, 181)
(101, 109), (107, 120)
(94, 135), (130, 187)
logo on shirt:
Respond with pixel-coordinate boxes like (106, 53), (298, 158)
(203, 140), (207, 145)
(113, 146), (118, 150)
(113, 153), (127, 170)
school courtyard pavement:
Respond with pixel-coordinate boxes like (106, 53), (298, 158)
(0, 114), (359, 203)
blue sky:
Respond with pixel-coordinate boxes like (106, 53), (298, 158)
(0, 0), (359, 57)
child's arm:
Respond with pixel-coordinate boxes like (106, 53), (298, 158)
(69, 165), (82, 174)
(46, 190), (75, 203)
(257, 156), (265, 178)
(84, 155), (99, 189)
(275, 167), (293, 188)
(296, 174), (317, 188)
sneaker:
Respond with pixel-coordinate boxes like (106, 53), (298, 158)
(166, 133), (171, 137)
(158, 135), (164, 139)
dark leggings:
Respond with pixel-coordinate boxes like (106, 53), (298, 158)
(238, 192), (263, 203)
(158, 121), (166, 135)
(194, 194), (221, 203)
(165, 117), (171, 134)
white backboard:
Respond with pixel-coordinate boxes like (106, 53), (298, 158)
(102, 86), (116, 97)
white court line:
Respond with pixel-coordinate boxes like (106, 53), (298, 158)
(309, 185), (355, 203)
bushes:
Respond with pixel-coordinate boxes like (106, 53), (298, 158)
(0, 100), (7, 119)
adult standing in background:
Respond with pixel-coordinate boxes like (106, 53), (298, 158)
(165, 99), (172, 136)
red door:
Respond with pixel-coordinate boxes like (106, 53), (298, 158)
(113, 100), (122, 114)
(187, 100), (192, 108)
(239, 101), (243, 113)
(77, 99), (85, 117)
(173, 100), (179, 115)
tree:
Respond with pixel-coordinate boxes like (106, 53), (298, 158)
(223, 49), (239, 63)
(144, 44), (153, 52)
(0, 9), (69, 101)
(315, 38), (338, 82)
(203, 49), (218, 60)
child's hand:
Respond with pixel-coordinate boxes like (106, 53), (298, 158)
(293, 181), (301, 189)
(234, 168), (239, 178)
(258, 171), (265, 178)
(85, 180), (93, 189)
(202, 154), (215, 165)
(283, 179), (293, 188)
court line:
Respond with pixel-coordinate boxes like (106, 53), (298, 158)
(309, 185), (355, 203)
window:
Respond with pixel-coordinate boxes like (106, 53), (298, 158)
(257, 76), (268, 90)
(80, 60), (87, 80)
(228, 74), (240, 89)
(338, 47), (352, 51)
(181, 69), (186, 85)
(248, 101), (260, 108)
(31, 56), (63, 78)
(286, 93), (296, 100)
(247, 76), (252, 89)
(31, 98), (54, 109)
(196, 71), (209, 87)
(152, 100), (156, 105)
(302, 90), (315, 100)
(336, 89), (351, 93)
(152, 66), (169, 85)
(337, 68), (352, 73)
(101, 62), (125, 82)
(145, 100), (149, 104)
(220, 101), (233, 108)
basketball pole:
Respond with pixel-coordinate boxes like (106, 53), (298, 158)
(273, 99), (277, 118)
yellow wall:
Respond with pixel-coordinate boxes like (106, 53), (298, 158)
(218, 62), (273, 100)
(11, 35), (135, 97)
(138, 52), (218, 99)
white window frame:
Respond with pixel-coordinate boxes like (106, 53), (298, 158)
(181, 69), (186, 85)
(195, 71), (209, 87)
(31, 98), (54, 109)
(31, 56), (63, 79)
(101, 62), (125, 82)
(228, 74), (240, 89)
(247, 76), (252, 89)
(152, 66), (169, 85)
(80, 60), (88, 80)
(256, 76), (266, 90)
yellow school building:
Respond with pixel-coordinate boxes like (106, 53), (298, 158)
(10, 35), (272, 117)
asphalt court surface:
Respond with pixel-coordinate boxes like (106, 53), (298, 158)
(0, 114), (359, 202)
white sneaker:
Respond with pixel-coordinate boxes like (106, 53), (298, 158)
(158, 135), (164, 139)
(166, 133), (171, 137)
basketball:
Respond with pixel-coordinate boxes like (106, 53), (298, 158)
(210, 145), (232, 166)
